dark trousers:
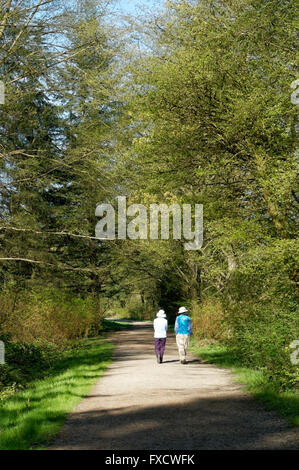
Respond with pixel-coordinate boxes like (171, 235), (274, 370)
(154, 338), (166, 358)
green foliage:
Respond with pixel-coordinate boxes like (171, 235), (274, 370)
(0, 286), (104, 346)
(191, 298), (228, 341)
(119, 0), (298, 393)
(223, 240), (299, 389)
(0, 0), (121, 296)
(0, 337), (113, 449)
(0, 0), (298, 441)
(0, 335), (58, 392)
(190, 341), (299, 426)
(99, 319), (134, 331)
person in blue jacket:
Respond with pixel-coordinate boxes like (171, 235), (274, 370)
(174, 306), (192, 364)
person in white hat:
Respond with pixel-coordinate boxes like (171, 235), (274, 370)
(153, 309), (168, 363)
(175, 306), (192, 364)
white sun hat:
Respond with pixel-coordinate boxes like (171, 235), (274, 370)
(156, 309), (166, 318)
(178, 306), (188, 314)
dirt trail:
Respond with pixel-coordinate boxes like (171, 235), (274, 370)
(48, 322), (298, 450)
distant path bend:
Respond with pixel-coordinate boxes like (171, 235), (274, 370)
(48, 322), (298, 450)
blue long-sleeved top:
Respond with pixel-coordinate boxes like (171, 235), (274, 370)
(174, 314), (192, 335)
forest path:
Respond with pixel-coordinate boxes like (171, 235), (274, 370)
(48, 322), (298, 450)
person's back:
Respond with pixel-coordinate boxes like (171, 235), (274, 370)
(153, 317), (168, 338)
(153, 310), (168, 363)
(175, 314), (192, 335)
(175, 307), (192, 364)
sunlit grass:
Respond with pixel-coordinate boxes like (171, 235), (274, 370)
(190, 340), (299, 426)
(99, 319), (134, 331)
(0, 337), (114, 449)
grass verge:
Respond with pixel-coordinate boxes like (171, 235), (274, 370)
(190, 340), (299, 427)
(0, 336), (114, 450)
(99, 319), (134, 332)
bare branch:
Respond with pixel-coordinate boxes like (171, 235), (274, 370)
(0, 226), (100, 241)
(0, 257), (101, 273)
(0, 0), (13, 42)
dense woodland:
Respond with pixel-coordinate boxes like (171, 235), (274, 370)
(0, 0), (298, 394)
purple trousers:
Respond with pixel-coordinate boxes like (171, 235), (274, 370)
(154, 338), (166, 358)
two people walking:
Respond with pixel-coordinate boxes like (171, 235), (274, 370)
(153, 306), (192, 364)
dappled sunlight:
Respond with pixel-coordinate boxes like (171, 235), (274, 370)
(0, 339), (114, 450)
(48, 325), (299, 450)
(49, 395), (298, 450)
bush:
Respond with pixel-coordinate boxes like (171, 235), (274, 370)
(223, 240), (299, 390)
(0, 287), (105, 396)
(192, 298), (228, 341)
(0, 334), (59, 392)
(0, 287), (103, 347)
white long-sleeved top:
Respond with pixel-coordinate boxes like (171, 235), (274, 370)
(153, 317), (168, 338)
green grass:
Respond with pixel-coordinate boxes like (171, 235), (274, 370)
(190, 340), (299, 427)
(100, 319), (134, 331)
(0, 336), (114, 450)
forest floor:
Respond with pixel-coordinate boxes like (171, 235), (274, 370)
(48, 322), (298, 450)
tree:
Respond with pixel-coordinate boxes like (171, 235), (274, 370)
(0, 0), (122, 298)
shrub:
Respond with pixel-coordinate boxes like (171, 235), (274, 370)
(0, 287), (105, 395)
(223, 240), (299, 390)
(0, 334), (59, 392)
(0, 287), (103, 347)
(192, 298), (228, 341)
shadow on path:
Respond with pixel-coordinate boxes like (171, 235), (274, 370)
(48, 323), (299, 450)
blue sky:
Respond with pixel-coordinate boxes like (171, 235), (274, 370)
(117, 0), (163, 16)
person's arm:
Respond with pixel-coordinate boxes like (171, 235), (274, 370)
(174, 317), (178, 335)
(165, 320), (168, 331)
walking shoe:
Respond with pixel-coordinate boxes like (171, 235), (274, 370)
(156, 355), (160, 363)
(160, 356), (163, 363)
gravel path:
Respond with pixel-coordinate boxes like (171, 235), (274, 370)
(48, 322), (298, 450)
